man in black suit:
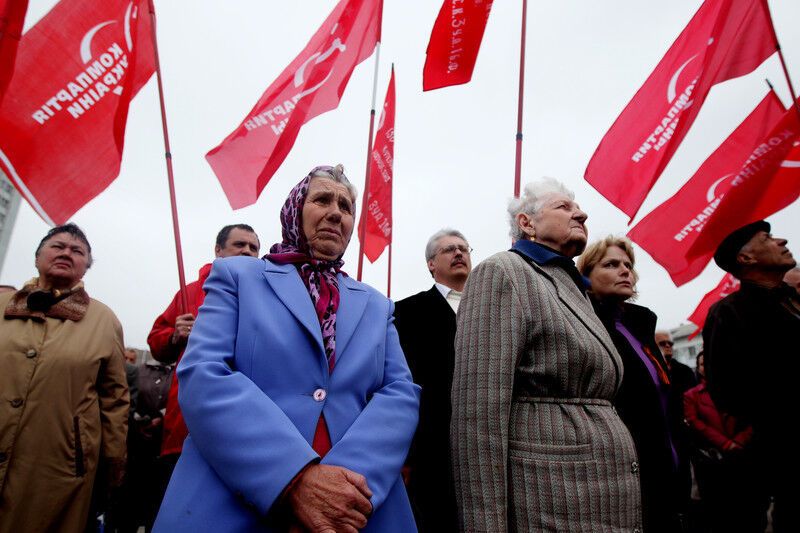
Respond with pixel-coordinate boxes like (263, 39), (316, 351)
(704, 220), (799, 532)
(394, 228), (472, 533)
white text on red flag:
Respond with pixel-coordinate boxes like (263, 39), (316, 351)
(628, 91), (785, 286)
(686, 100), (800, 262)
(585, 0), (777, 220)
(422, 0), (493, 91)
(0, 0), (155, 225)
(358, 67), (395, 262)
(205, 0), (380, 210)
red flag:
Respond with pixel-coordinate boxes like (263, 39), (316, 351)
(206, 0), (381, 210)
(0, 0), (155, 225)
(687, 273), (740, 335)
(0, 0), (29, 103)
(628, 91), (785, 286)
(687, 100), (800, 262)
(358, 67), (395, 262)
(585, 0), (777, 220)
(422, 0), (493, 91)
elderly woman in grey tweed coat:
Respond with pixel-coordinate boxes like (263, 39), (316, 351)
(451, 178), (643, 532)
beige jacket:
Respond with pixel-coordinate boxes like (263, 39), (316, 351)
(0, 284), (128, 533)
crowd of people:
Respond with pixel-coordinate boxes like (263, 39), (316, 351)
(0, 166), (797, 533)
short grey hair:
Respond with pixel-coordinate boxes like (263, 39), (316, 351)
(425, 228), (469, 262)
(310, 164), (358, 205)
(507, 177), (575, 241)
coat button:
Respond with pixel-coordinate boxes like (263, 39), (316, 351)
(313, 389), (326, 402)
(10, 399), (23, 408)
(634, 528), (642, 533)
(26, 349), (37, 358)
(631, 461), (639, 474)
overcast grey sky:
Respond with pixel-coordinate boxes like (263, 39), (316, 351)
(2, 0), (798, 349)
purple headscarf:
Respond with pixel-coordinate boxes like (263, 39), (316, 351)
(266, 165), (353, 371)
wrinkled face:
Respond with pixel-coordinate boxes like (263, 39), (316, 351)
(216, 228), (260, 258)
(519, 193), (588, 257)
(587, 246), (635, 302)
(738, 231), (796, 272)
(302, 178), (355, 261)
(655, 332), (674, 360)
(427, 235), (472, 287)
(35, 233), (90, 290)
(124, 350), (137, 364)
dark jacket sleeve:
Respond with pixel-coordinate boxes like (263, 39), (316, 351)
(702, 300), (751, 422)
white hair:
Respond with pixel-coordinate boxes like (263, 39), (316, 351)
(425, 228), (469, 262)
(507, 177), (575, 241)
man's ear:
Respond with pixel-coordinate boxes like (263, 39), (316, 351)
(736, 249), (757, 267)
(427, 259), (436, 278)
(214, 245), (222, 258)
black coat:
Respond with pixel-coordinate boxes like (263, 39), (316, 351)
(593, 300), (689, 533)
(669, 359), (697, 398)
(393, 286), (458, 533)
(703, 281), (800, 475)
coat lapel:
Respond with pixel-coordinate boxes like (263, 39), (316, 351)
(262, 261), (325, 355)
(534, 261), (624, 384)
(334, 275), (368, 362)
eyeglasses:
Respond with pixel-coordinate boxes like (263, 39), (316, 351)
(437, 244), (473, 256)
(657, 340), (674, 347)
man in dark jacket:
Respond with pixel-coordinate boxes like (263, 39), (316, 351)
(703, 220), (799, 533)
(393, 228), (472, 533)
(655, 330), (697, 396)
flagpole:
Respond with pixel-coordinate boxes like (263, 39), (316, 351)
(147, 0), (189, 313)
(387, 242), (392, 298)
(356, 41), (381, 282)
(761, 0), (799, 116)
(513, 0), (528, 198)
(776, 46), (799, 116)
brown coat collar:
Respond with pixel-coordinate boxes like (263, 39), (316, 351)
(4, 278), (90, 322)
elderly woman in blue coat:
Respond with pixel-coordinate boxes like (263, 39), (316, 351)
(154, 165), (420, 532)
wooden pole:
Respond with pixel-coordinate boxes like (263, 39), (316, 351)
(357, 41), (381, 281)
(147, 0), (188, 313)
(513, 0), (528, 198)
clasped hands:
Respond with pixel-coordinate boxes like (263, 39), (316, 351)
(286, 463), (373, 533)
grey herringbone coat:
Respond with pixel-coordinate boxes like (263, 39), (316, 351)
(451, 251), (643, 532)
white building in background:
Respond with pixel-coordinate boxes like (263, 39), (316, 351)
(0, 173), (22, 277)
(669, 323), (704, 369)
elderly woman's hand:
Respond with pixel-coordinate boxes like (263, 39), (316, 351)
(287, 463), (373, 532)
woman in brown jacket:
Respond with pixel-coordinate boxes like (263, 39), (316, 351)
(0, 224), (128, 532)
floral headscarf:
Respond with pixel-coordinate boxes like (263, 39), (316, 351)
(266, 165), (353, 371)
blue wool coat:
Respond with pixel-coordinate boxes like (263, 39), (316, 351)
(154, 257), (420, 532)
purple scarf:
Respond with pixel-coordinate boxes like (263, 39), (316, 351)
(266, 167), (351, 371)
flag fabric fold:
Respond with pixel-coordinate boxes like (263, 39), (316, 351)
(0, 0), (155, 225)
(422, 0), (493, 91)
(0, 0), (29, 103)
(585, 0), (777, 220)
(358, 67), (395, 263)
(206, 0), (381, 210)
(686, 100), (800, 261)
(687, 272), (740, 335)
(628, 91), (785, 286)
